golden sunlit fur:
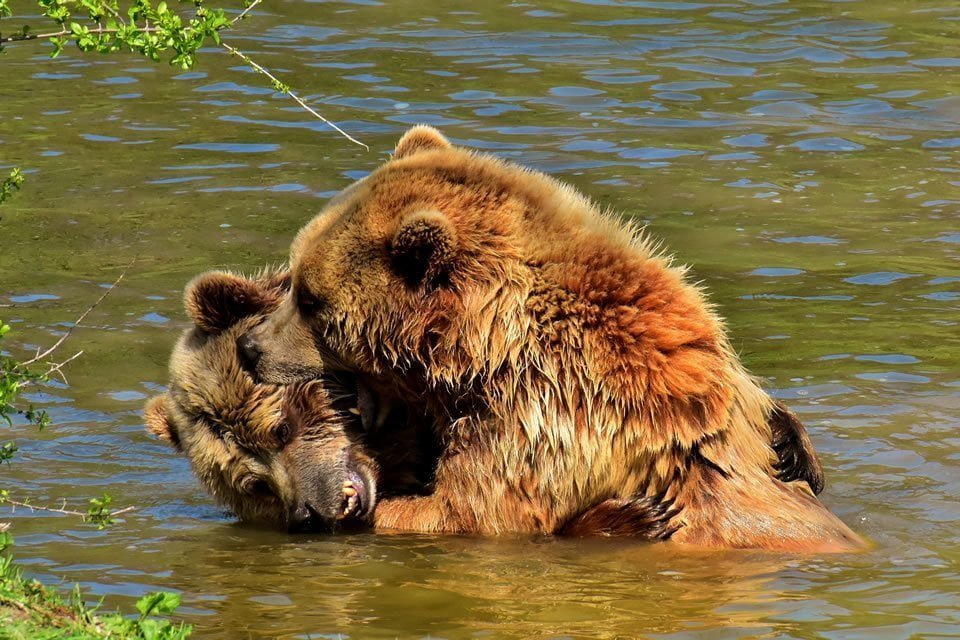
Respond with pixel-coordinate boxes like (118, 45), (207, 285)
(248, 127), (865, 551)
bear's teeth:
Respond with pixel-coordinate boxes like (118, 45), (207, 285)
(347, 407), (361, 416)
(343, 496), (357, 515)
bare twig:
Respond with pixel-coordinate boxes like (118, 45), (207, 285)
(221, 40), (370, 150)
(22, 259), (134, 368)
(43, 350), (84, 385)
(1, 497), (135, 520)
(231, 0), (263, 26)
(100, 2), (127, 25)
(3, 498), (85, 518)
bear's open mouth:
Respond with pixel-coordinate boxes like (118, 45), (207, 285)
(321, 367), (442, 508)
(340, 455), (375, 521)
(323, 371), (390, 433)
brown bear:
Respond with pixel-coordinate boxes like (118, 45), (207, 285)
(239, 126), (864, 552)
(145, 269), (390, 532)
(147, 268), (701, 538)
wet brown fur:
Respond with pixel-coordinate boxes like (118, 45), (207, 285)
(145, 269), (379, 529)
(248, 127), (864, 552)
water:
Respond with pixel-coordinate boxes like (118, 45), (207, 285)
(1, 0), (959, 637)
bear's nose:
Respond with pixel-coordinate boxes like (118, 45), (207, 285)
(287, 502), (326, 533)
(237, 332), (263, 372)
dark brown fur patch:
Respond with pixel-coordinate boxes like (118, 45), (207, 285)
(559, 493), (681, 539)
(770, 401), (825, 494)
(389, 210), (458, 287)
(185, 271), (287, 333)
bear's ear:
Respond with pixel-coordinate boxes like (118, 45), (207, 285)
(144, 395), (182, 452)
(184, 271), (279, 333)
(393, 125), (451, 160)
(388, 209), (458, 287)
(255, 268), (291, 296)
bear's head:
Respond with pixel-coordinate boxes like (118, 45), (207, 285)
(145, 269), (378, 532)
(241, 125), (562, 399)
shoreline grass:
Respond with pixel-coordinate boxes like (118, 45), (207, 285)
(0, 533), (191, 640)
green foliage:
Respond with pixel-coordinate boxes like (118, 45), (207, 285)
(0, 536), (191, 638)
(85, 494), (116, 529)
(0, 0), (366, 147)
(136, 591), (181, 619)
(0, 168), (24, 205)
(0, 0), (241, 69)
(0, 442), (18, 464)
(0, 325), (125, 529)
(0, 323), (48, 432)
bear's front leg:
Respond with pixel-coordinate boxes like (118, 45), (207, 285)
(373, 493), (468, 533)
(371, 432), (482, 533)
(372, 446), (550, 534)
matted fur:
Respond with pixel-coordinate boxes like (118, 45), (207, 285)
(145, 269), (378, 530)
(247, 127), (864, 552)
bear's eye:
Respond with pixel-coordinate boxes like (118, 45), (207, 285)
(275, 423), (292, 448)
(296, 288), (325, 315)
(206, 420), (226, 441)
(245, 478), (274, 498)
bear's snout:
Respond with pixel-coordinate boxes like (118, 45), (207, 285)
(287, 501), (330, 533)
(237, 332), (263, 373)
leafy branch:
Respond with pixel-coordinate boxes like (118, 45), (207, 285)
(0, 0), (368, 149)
(0, 323), (50, 433)
(0, 168), (23, 205)
(0, 492), (136, 529)
(1, 262), (134, 530)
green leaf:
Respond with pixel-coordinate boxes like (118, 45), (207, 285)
(0, 167), (24, 204)
(0, 530), (13, 553)
(49, 35), (65, 57)
(0, 441), (18, 463)
(136, 591), (182, 619)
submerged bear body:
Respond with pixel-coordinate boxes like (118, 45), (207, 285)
(233, 127), (862, 552)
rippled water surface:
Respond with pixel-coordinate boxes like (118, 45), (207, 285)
(2, 0), (959, 637)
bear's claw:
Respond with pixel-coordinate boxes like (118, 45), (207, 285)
(769, 401), (825, 495)
(557, 492), (682, 539)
